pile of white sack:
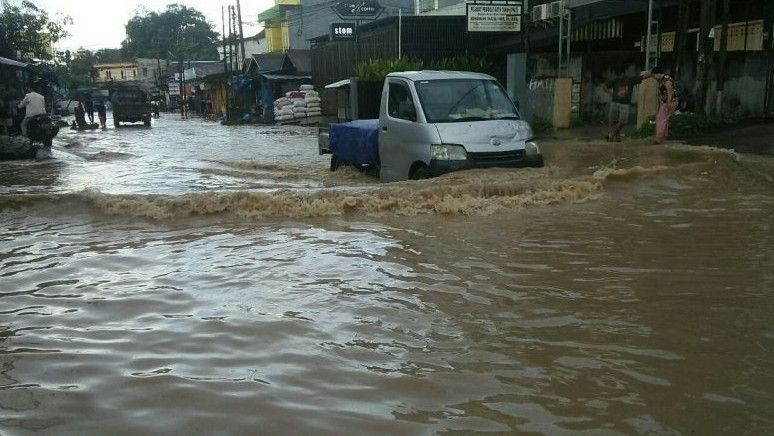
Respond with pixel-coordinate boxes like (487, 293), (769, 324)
(302, 85), (322, 118)
(273, 84), (322, 122)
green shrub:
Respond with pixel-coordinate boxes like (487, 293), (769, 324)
(570, 115), (586, 128)
(354, 58), (423, 81)
(354, 55), (494, 81)
(632, 112), (727, 139)
(531, 117), (553, 134)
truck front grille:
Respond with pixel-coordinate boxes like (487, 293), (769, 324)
(467, 150), (525, 165)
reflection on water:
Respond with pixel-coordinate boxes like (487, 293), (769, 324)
(1, 116), (773, 434)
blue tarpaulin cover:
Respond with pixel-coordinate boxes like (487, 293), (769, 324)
(329, 119), (380, 166)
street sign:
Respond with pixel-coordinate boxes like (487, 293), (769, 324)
(332, 0), (384, 20)
(331, 23), (357, 41)
(467, 3), (522, 32)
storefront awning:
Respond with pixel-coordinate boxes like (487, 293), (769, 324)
(324, 79), (351, 89)
(0, 56), (28, 68)
(261, 74), (311, 80)
(258, 6), (282, 22)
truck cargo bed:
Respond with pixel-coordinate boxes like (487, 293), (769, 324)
(328, 119), (380, 167)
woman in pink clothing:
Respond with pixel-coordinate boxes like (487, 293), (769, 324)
(648, 67), (679, 144)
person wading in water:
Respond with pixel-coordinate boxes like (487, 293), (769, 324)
(603, 67), (634, 142)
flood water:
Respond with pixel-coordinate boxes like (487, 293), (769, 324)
(1, 116), (773, 435)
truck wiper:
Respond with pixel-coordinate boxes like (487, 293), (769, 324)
(450, 116), (488, 122)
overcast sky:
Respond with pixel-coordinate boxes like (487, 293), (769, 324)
(25, 0), (273, 52)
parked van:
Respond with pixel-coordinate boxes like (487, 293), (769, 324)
(320, 71), (543, 182)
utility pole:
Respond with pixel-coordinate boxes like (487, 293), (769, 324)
(715, 0), (730, 116)
(673, 0), (690, 79)
(228, 5), (234, 74)
(645, 0), (654, 70)
(236, 0), (246, 67)
(222, 5), (230, 120)
(695, 0), (716, 114)
(179, 29), (185, 119)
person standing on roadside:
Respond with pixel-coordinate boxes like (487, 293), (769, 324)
(0, 84), (10, 135)
(603, 67), (634, 142)
(17, 85), (46, 138)
(642, 67), (679, 144)
(83, 97), (95, 124)
(95, 99), (107, 129)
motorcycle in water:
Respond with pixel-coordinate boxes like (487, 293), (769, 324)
(27, 113), (60, 147)
(0, 114), (60, 160)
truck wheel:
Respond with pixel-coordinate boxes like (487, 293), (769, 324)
(113, 118), (119, 128)
(43, 138), (53, 147)
(330, 155), (340, 172)
(409, 164), (430, 180)
(144, 119), (151, 127)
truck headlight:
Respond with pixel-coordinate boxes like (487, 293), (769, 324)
(525, 141), (540, 156)
(431, 144), (467, 161)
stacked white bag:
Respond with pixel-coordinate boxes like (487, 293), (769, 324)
(292, 97), (307, 119)
(273, 96), (294, 122)
(304, 86), (322, 118)
(274, 85), (323, 123)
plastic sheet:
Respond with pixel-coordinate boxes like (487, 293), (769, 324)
(329, 119), (380, 167)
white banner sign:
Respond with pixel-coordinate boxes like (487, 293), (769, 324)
(168, 82), (180, 96)
(467, 4), (522, 32)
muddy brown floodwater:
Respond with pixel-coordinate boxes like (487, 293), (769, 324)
(1, 116), (773, 435)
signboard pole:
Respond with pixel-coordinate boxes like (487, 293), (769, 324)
(398, 8), (402, 59)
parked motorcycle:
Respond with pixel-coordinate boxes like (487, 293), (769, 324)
(26, 113), (60, 147)
(0, 114), (60, 160)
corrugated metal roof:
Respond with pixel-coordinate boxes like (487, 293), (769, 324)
(251, 53), (286, 72)
(284, 49), (311, 74)
(0, 56), (27, 68)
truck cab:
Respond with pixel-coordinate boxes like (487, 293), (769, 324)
(321, 71), (543, 182)
(378, 71), (542, 182)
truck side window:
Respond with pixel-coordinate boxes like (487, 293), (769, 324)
(388, 82), (416, 122)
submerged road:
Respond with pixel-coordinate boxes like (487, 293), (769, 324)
(1, 115), (773, 434)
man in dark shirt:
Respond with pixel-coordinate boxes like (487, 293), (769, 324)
(83, 98), (95, 124)
(603, 68), (633, 142)
(95, 100), (107, 129)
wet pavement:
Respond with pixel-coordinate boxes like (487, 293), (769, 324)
(1, 114), (773, 434)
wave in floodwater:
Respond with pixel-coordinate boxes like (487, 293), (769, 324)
(0, 151), (735, 220)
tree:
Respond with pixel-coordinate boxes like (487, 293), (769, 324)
(0, 1), (71, 59)
(94, 48), (125, 63)
(122, 4), (220, 61)
(54, 48), (96, 90)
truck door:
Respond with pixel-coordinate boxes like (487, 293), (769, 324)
(378, 78), (440, 182)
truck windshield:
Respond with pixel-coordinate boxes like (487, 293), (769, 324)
(415, 79), (519, 123)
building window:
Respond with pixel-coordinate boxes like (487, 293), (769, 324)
(121, 70), (125, 79)
(133, 69), (137, 78)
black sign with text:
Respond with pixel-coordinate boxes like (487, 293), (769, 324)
(331, 23), (357, 41)
(332, 0), (384, 19)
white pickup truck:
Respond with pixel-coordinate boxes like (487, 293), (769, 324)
(319, 70), (544, 182)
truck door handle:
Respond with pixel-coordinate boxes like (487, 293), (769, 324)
(381, 127), (388, 132)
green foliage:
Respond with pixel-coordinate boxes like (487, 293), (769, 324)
(531, 117), (553, 135)
(0, 1), (71, 59)
(426, 54), (494, 73)
(354, 58), (423, 81)
(354, 55), (494, 81)
(122, 4), (219, 61)
(94, 48), (125, 63)
(632, 112), (727, 139)
(569, 115), (586, 128)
